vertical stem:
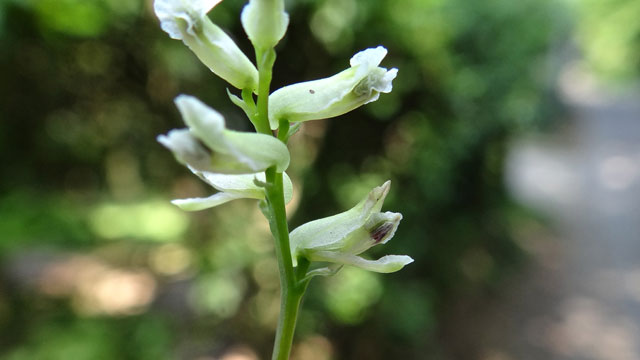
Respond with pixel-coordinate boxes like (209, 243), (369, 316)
(272, 287), (304, 360)
(254, 46), (304, 360)
(255, 48), (276, 135)
(265, 170), (301, 360)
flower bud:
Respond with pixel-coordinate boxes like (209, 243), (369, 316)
(290, 181), (413, 273)
(268, 46), (398, 129)
(154, 0), (258, 90)
(241, 0), (289, 50)
(171, 169), (294, 211)
(158, 95), (290, 174)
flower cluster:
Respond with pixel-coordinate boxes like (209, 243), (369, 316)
(154, 0), (411, 274)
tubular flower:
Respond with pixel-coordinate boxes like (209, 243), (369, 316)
(290, 181), (413, 273)
(268, 46), (398, 129)
(241, 0), (289, 50)
(154, 0), (258, 90)
(158, 94), (290, 174)
(172, 168), (294, 211)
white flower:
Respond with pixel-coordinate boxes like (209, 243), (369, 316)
(268, 46), (398, 129)
(241, 0), (289, 50)
(158, 95), (290, 174)
(290, 181), (413, 273)
(154, 0), (258, 90)
(172, 168), (294, 211)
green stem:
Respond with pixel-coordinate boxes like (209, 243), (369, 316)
(265, 169), (303, 360)
(255, 48), (276, 135)
(254, 45), (305, 360)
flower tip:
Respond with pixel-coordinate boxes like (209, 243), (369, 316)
(173, 93), (195, 107)
(174, 95), (225, 136)
(374, 180), (392, 199)
(154, 0), (221, 40)
(350, 46), (388, 68)
(381, 68), (398, 93)
(368, 254), (414, 273)
(156, 134), (169, 147)
(156, 129), (190, 150)
(385, 255), (414, 272)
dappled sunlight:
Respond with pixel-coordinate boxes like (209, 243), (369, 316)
(506, 140), (580, 211)
(250, 289), (280, 329)
(189, 272), (247, 319)
(88, 199), (189, 242)
(149, 243), (193, 276)
(558, 62), (610, 106)
(291, 335), (334, 360)
(37, 255), (156, 316)
(218, 345), (260, 360)
(323, 267), (383, 325)
(598, 155), (639, 191)
(545, 297), (640, 360)
(309, 0), (357, 52)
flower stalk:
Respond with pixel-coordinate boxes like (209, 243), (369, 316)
(253, 39), (302, 360)
(153, 1), (409, 359)
(264, 169), (302, 360)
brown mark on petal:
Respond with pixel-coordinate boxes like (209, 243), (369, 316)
(309, 89), (315, 94)
(371, 223), (393, 244)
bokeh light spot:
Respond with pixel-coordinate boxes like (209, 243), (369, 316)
(89, 199), (189, 242)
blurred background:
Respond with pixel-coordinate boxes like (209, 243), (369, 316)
(1, 0), (639, 359)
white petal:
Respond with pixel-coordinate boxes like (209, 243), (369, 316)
(199, 172), (264, 194)
(268, 46), (396, 128)
(153, 0), (221, 39)
(349, 46), (387, 69)
(189, 170), (294, 204)
(290, 181), (392, 255)
(174, 95), (290, 173)
(157, 129), (211, 171)
(171, 191), (244, 211)
(365, 211), (402, 245)
(154, 0), (258, 90)
(174, 95), (225, 151)
(309, 251), (414, 273)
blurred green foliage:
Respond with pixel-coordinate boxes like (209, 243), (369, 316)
(574, 0), (640, 81)
(0, 0), (635, 359)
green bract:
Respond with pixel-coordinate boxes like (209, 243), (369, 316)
(172, 169), (294, 211)
(290, 181), (413, 273)
(154, 0), (258, 91)
(268, 46), (398, 129)
(241, 0), (289, 50)
(158, 94), (290, 174)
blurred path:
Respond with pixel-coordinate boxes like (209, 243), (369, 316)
(443, 67), (640, 360)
